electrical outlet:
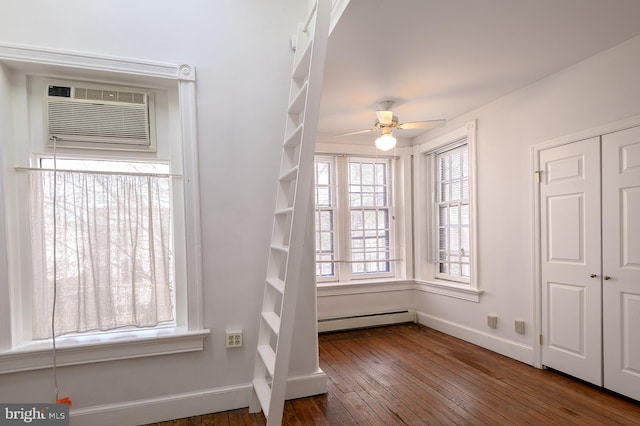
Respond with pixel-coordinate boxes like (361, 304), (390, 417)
(515, 320), (526, 334)
(226, 330), (243, 348)
(487, 315), (498, 329)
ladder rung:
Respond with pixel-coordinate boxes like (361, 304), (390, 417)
(270, 244), (289, 254)
(284, 124), (304, 148)
(253, 379), (271, 417)
(257, 344), (276, 377)
(262, 311), (281, 335)
(292, 37), (312, 81)
(266, 277), (285, 294)
(288, 81), (308, 114)
(274, 207), (293, 216)
(279, 166), (298, 182)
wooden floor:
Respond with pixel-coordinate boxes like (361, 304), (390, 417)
(147, 323), (640, 425)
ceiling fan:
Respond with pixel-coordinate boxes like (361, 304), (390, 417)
(337, 101), (446, 151)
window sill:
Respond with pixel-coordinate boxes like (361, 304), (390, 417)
(0, 327), (210, 374)
(317, 279), (414, 296)
(414, 279), (483, 302)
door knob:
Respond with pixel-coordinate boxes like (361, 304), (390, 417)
(604, 276), (612, 280)
(590, 274), (598, 278)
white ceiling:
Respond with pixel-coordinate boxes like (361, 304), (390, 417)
(317, 0), (640, 146)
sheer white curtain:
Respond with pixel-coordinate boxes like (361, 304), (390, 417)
(30, 170), (174, 339)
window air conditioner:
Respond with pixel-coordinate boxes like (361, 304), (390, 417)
(45, 83), (156, 152)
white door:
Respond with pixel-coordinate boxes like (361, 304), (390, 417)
(602, 126), (640, 400)
(540, 137), (602, 386)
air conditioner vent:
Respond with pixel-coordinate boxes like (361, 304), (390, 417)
(48, 101), (148, 142)
(45, 82), (155, 151)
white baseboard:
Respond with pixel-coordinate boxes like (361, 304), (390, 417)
(416, 311), (535, 366)
(318, 310), (416, 333)
(70, 370), (328, 426)
(284, 369), (329, 399)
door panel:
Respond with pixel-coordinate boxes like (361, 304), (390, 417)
(547, 194), (584, 263)
(622, 187), (640, 266)
(603, 126), (640, 400)
(540, 137), (602, 386)
(547, 282), (586, 355)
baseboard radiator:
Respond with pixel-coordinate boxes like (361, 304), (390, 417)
(318, 310), (416, 333)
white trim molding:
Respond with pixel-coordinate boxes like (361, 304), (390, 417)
(178, 76), (205, 331)
(69, 371), (327, 426)
(416, 311), (534, 366)
(414, 280), (483, 303)
(317, 279), (414, 297)
(0, 42), (194, 81)
(0, 328), (210, 374)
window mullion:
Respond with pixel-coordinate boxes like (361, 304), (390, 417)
(429, 153), (438, 265)
(337, 155), (351, 282)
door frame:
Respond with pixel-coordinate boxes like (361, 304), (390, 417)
(532, 114), (640, 369)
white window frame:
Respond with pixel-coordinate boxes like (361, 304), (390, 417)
(433, 143), (471, 283)
(314, 148), (406, 284)
(413, 120), (482, 302)
(0, 44), (209, 374)
(345, 156), (394, 279)
(314, 155), (338, 281)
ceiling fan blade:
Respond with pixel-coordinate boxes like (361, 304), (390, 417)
(375, 110), (394, 126)
(397, 119), (446, 130)
(335, 128), (376, 137)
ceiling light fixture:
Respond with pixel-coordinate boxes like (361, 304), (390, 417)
(375, 128), (397, 151)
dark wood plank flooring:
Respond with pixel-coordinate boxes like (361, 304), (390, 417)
(146, 323), (640, 425)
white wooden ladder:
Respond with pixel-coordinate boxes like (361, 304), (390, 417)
(248, 1), (330, 424)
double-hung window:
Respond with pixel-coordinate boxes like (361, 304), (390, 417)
(314, 158), (336, 278)
(314, 155), (395, 282)
(414, 121), (480, 300)
(434, 144), (470, 282)
(348, 158), (392, 275)
(0, 49), (207, 373)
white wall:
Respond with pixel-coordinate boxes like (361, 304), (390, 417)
(413, 35), (640, 364)
(0, 1), (324, 423)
